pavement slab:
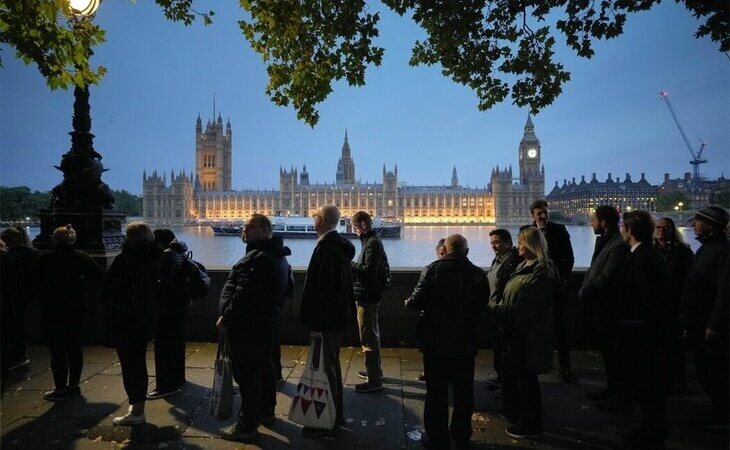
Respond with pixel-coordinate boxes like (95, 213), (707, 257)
(1, 345), (727, 449)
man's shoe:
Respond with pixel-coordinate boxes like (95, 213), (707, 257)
(505, 425), (542, 439)
(418, 372), (426, 382)
(260, 415), (277, 427)
(221, 422), (259, 441)
(483, 376), (502, 391)
(357, 370), (368, 380)
(497, 410), (516, 423)
(67, 385), (82, 398)
(302, 425), (341, 438)
(585, 388), (610, 402)
(8, 358), (30, 371)
(43, 389), (68, 402)
(112, 406), (146, 426)
(453, 438), (471, 449)
(559, 368), (574, 383)
(146, 388), (180, 400)
(355, 381), (383, 393)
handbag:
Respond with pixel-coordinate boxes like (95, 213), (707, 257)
(288, 337), (337, 429)
(209, 335), (234, 420)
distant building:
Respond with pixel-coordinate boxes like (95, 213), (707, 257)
(143, 113), (546, 225)
(547, 172), (657, 220)
(659, 172), (729, 209)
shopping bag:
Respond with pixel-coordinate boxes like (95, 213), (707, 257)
(209, 336), (233, 420)
(288, 337), (337, 429)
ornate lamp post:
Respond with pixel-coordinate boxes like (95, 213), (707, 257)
(33, 0), (125, 254)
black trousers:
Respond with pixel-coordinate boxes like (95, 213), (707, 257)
(45, 317), (83, 390)
(273, 321), (282, 380)
(554, 294), (571, 371)
(154, 314), (186, 392)
(423, 353), (475, 444)
(693, 335), (729, 415)
(229, 333), (276, 430)
(116, 337), (149, 405)
(502, 364), (543, 432)
(10, 297), (29, 362)
(320, 331), (345, 424)
(617, 326), (667, 442)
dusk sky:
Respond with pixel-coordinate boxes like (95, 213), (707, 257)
(1, 1), (728, 195)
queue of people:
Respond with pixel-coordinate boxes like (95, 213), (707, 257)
(0, 200), (727, 450)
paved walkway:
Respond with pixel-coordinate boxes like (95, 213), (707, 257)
(0, 344), (726, 449)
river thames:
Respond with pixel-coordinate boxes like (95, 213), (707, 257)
(135, 224), (701, 270)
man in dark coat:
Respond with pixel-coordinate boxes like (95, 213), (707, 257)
(351, 210), (389, 393)
(0, 238), (19, 391)
(680, 205), (729, 429)
(484, 229), (521, 391)
(616, 210), (670, 449)
(406, 234), (489, 449)
(579, 205), (628, 403)
(218, 214), (292, 442)
(521, 199), (575, 381)
(148, 229), (189, 400)
(299, 205), (356, 438)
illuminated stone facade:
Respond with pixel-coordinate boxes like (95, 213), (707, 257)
(143, 115), (545, 225)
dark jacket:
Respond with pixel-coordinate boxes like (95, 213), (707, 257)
(618, 243), (669, 330)
(579, 229), (629, 337)
(300, 230), (357, 332)
(30, 245), (104, 320)
(219, 236), (293, 339)
(352, 230), (387, 303)
(0, 250), (19, 342)
(8, 246), (39, 307)
(406, 254), (489, 359)
(102, 241), (159, 345)
(680, 234), (729, 337)
(655, 240), (693, 318)
(157, 240), (189, 314)
(521, 221), (574, 281)
(490, 260), (558, 373)
(488, 247), (521, 303)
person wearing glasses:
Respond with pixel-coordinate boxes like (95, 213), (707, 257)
(299, 205), (356, 439)
(217, 214), (293, 442)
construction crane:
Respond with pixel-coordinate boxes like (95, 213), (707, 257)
(659, 91), (707, 186)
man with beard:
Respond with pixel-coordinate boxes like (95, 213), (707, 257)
(579, 205), (628, 407)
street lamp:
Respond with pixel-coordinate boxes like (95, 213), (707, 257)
(33, 0), (125, 254)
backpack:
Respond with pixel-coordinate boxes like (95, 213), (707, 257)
(181, 250), (211, 300)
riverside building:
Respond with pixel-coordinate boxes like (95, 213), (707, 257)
(143, 114), (545, 226)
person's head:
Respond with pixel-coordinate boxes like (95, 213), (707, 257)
(530, 199), (549, 228)
(352, 210), (372, 237)
(313, 205), (340, 236)
(435, 238), (447, 258)
(0, 226), (28, 249)
(153, 228), (176, 249)
(444, 234), (468, 256)
(692, 206), (729, 239)
(243, 213), (273, 243)
(489, 229), (513, 256)
(590, 205), (620, 235)
(124, 222), (154, 247)
(654, 217), (685, 246)
(517, 227), (550, 263)
(52, 224), (77, 248)
(622, 210), (654, 245)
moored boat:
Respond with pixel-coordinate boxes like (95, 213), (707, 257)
(211, 215), (401, 239)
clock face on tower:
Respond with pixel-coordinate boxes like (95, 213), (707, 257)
(527, 148), (538, 159)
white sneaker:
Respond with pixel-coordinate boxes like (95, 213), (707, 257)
(112, 406), (146, 426)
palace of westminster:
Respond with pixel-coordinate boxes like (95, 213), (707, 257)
(142, 114), (546, 225)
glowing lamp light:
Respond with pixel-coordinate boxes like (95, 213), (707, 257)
(69, 0), (100, 17)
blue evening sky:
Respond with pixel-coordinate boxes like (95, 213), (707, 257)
(1, 1), (728, 195)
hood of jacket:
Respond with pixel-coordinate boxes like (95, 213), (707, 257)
(321, 230), (356, 260)
(246, 236), (292, 257)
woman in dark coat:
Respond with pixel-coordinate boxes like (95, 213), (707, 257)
(103, 222), (159, 426)
(30, 225), (104, 401)
(489, 227), (560, 439)
(148, 228), (189, 399)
